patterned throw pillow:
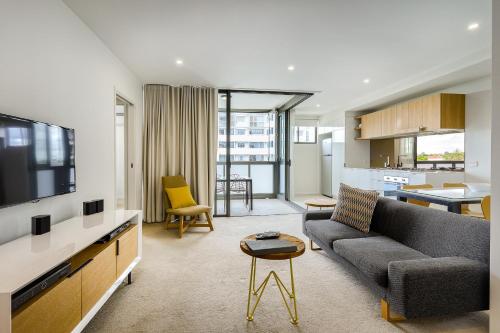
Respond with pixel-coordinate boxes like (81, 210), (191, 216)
(330, 183), (379, 233)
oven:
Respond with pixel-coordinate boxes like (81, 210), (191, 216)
(383, 176), (409, 198)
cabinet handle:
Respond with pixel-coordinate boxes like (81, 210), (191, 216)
(68, 258), (93, 277)
(116, 239), (120, 256)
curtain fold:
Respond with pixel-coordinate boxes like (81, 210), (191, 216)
(142, 85), (217, 222)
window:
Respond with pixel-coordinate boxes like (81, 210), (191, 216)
(249, 142), (265, 148)
(249, 129), (264, 135)
(293, 126), (317, 143)
(416, 133), (464, 168)
(217, 111), (276, 162)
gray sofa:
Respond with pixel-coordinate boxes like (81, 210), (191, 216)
(302, 197), (489, 320)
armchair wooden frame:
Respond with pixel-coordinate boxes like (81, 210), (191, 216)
(163, 176), (214, 238)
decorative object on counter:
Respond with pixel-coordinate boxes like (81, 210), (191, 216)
(331, 183), (378, 233)
(31, 214), (51, 235)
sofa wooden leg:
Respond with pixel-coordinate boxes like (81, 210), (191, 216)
(381, 299), (405, 322)
(310, 239), (321, 251)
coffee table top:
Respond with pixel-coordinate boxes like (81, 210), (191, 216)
(304, 198), (336, 208)
(240, 233), (305, 260)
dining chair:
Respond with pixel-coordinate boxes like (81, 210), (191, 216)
(442, 183), (484, 218)
(401, 184), (433, 207)
(162, 175), (214, 238)
(481, 195), (491, 221)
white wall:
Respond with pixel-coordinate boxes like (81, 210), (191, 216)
(490, 0), (500, 330)
(465, 90), (491, 183)
(293, 143), (320, 195)
(0, 0), (143, 244)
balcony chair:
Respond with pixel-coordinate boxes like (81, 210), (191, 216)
(402, 184), (433, 207)
(230, 174), (249, 208)
(162, 175), (214, 238)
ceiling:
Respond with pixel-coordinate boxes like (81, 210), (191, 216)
(64, 0), (492, 118)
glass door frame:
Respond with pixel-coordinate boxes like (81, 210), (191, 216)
(215, 89), (313, 217)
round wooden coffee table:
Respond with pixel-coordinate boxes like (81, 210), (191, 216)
(304, 198), (336, 210)
(240, 234), (305, 325)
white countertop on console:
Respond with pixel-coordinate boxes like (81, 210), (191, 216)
(0, 210), (141, 294)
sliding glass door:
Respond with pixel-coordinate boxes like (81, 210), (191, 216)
(214, 90), (312, 217)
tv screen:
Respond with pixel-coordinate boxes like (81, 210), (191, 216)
(0, 113), (75, 208)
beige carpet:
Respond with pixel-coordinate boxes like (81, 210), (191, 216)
(83, 214), (488, 333)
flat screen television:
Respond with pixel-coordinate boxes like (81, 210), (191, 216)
(0, 113), (76, 208)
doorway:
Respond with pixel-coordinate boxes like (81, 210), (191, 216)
(115, 96), (132, 209)
(215, 90), (312, 217)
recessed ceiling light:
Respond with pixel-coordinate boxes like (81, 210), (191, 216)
(467, 22), (479, 31)
(287, 65), (295, 71)
(316, 104), (321, 108)
(175, 59), (184, 65)
(363, 78), (371, 84)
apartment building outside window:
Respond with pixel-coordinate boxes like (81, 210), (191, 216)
(217, 112), (276, 162)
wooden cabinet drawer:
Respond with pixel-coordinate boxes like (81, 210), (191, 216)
(82, 242), (117, 316)
(116, 225), (138, 277)
(12, 271), (82, 333)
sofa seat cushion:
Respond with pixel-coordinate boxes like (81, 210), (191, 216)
(332, 236), (431, 287)
(305, 220), (379, 248)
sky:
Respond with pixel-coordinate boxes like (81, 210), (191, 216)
(417, 133), (464, 155)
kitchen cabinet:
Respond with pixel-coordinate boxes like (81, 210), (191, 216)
(395, 102), (409, 133)
(357, 93), (464, 139)
(408, 98), (423, 130)
(360, 111), (382, 139)
(381, 106), (396, 136)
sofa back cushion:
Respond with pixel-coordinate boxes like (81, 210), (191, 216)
(370, 198), (490, 265)
(331, 183), (379, 233)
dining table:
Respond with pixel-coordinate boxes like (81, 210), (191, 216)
(396, 188), (489, 214)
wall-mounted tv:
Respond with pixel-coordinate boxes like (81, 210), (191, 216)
(0, 113), (76, 208)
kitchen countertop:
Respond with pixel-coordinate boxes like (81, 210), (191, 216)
(345, 167), (464, 173)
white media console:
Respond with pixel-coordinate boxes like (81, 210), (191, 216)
(0, 210), (143, 333)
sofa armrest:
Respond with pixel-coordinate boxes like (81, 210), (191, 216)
(302, 210), (334, 222)
(302, 210), (334, 236)
(387, 257), (489, 318)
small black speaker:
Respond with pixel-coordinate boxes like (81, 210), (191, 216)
(32, 215), (51, 235)
(95, 199), (104, 213)
(83, 201), (97, 215)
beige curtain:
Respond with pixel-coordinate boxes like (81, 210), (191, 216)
(142, 85), (217, 222)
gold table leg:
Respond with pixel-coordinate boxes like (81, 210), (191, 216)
(246, 257), (299, 325)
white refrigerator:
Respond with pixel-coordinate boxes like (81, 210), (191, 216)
(320, 136), (333, 197)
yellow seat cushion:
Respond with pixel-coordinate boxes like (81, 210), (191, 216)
(165, 186), (197, 209)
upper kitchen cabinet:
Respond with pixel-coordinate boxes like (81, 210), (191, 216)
(381, 106), (396, 136)
(356, 93), (464, 139)
(360, 111), (382, 139)
(421, 93), (465, 131)
(395, 102), (409, 133)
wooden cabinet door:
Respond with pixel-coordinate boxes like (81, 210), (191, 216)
(408, 98), (423, 130)
(360, 114), (370, 138)
(381, 106), (396, 136)
(117, 225), (138, 277)
(422, 94), (441, 130)
(440, 93), (465, 129)
(395, 102), (409, 133)
(12, 271), (82, 333)
(82, 243), (117, 316)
